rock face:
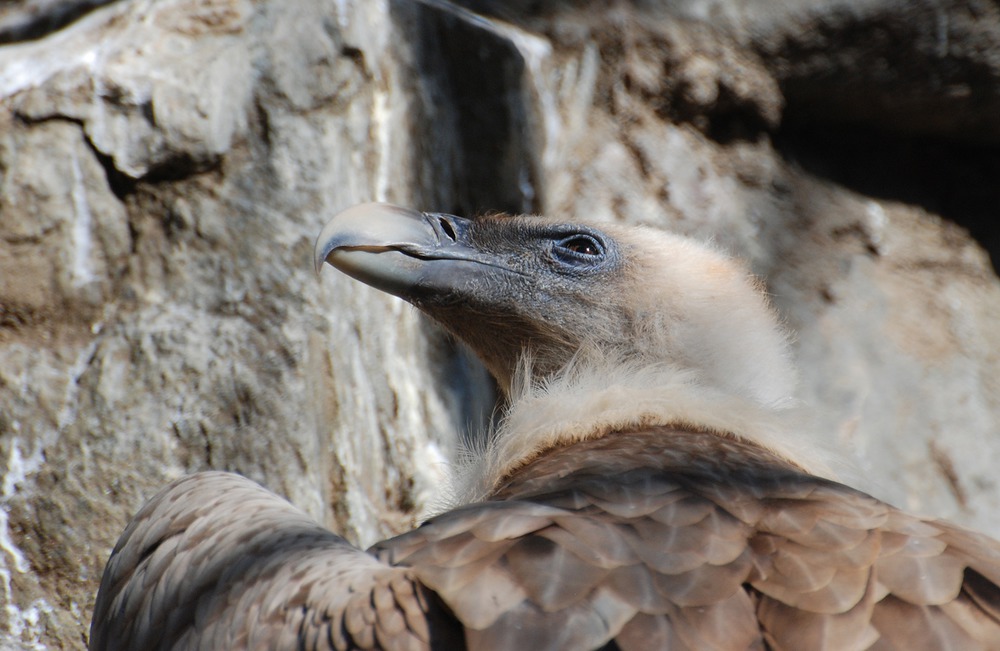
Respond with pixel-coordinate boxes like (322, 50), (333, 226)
(0, 0), (997, 647)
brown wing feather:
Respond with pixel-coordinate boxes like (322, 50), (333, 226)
(92, 430), (1000, 650)
(89, 472), (461, 651)
(375, 428), (1000, 650)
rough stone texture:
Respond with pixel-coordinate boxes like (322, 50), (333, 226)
(0, 0), (998, 648)
(0, 1), (494, 647)
(0, 0), (119, 44)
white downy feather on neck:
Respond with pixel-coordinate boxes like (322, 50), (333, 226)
(447, 349), (842, 506)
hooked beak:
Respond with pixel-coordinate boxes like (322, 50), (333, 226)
(314, 202), (493, 301)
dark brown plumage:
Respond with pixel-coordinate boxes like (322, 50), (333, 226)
(90, 203), (1000, 650)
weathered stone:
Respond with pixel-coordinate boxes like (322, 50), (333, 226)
(710, 0), (1000, 144)
(0, 0), (998, 648)
(8, 0), (254, 179)
(0, 117), (130, 327)
(0, 0), (120, 44)
(0, 1), (492, 647)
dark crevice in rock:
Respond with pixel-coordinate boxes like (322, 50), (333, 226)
(645, 75), (778, 146)
(0, 301), (47, 330)
(758, 4), (1000, 145)
(89, 141), (222, 199)
(15, 110), (217, 197)
(397, 0), (539, 216)
(143, 151), (222, 185)
(774, 121), (1000, 273)
(445, 0), (671, 22)
(0, 0), (121, 44)
(339, 45), (366, 68)
(250, 96), (273, 155)
(12, 112), (140, 199)
(87, 146), (137, 200)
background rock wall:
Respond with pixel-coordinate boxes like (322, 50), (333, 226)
(0, 0), (997, 647)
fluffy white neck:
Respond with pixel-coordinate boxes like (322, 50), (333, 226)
(448, 352), (839, 505)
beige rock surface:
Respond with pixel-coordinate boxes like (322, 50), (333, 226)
(0, 0), (997, 647)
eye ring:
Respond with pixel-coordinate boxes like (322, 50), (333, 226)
(552, 233), (606, 267)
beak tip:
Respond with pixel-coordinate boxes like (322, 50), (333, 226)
(313, 239), (332, 277)
(313, 246), (330, 276)
(313, 202), (425, 278)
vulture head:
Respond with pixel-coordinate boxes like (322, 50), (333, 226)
(316, 203), (820, 496)
(316, 203), (794, 402)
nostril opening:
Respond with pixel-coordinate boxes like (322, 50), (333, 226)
(439, 217), (457, 241)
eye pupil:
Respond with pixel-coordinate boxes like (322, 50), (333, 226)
(563, 237), (600, 255)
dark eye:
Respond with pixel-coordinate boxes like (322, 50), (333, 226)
(552, 234), (606, 267)
(560, 236), (602, 256)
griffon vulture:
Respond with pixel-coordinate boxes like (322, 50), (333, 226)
(90, 203), (1000, 650)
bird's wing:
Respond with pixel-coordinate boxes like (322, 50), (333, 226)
(89, 471), (462, 651)
(377, 428), (1000, 651)
(376, 428), (780, 651)
(377, 477), (764, 651)
(745, 477), (1000, 650)
(91, 434), (1000, 651)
